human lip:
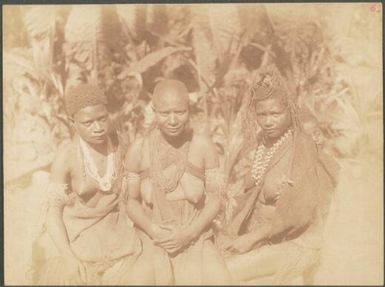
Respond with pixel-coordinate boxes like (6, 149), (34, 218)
(265, 129), (278, 136)
(167, 126), (181, 133)
(265, 128), (276, 133)
(92, 134), (107, 140)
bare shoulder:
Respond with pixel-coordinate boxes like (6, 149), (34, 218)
(191, 132), (219, 168)
(50, 140), (74, 182)
(125, 136), (145, 172)
(191, 132), (216, 150)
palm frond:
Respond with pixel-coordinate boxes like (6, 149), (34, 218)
(23, 6), (56, 77)
(117, 4), (148, 43)
(121, 46), (191, 77)
(64, 5), (125, 88)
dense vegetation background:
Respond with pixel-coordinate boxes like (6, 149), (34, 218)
(3, 4), (383, 285)
(4, 3), (381, 183)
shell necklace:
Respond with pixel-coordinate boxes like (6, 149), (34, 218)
(79, 137), (115, 192)
(251, 129), (293, 186)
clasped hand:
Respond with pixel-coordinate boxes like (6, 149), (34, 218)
(222, 233), (256, 254)
(150, 224), (194, 254)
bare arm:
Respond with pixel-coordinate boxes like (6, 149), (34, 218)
(45, 144), (77, 259)
(222, 220), (273, 254)
(184, 193), (222, 241)
(184, 136), (222, 240)
(44, 143), (87, 281)
(125, 184), (158, 238)
(124, 138), (164, 239)
(245, 223), (272, 244)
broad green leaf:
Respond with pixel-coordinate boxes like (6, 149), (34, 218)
(121, 46), (191, 76)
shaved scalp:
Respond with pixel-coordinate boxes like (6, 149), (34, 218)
(152, 79), (189, 108)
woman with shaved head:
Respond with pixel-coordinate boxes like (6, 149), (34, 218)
(124, 79), (232, 284)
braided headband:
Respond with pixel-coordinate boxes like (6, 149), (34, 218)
(245, 67), (302, 130)
(249, 67), (288, 104)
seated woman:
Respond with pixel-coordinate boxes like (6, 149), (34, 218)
(218, 69), (340, 284)
(32, 84), (150, 285)
(124, 79), (232, 285)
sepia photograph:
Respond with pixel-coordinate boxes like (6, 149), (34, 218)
(3, 2), (383, 285)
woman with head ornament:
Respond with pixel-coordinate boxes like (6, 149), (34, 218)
(124, 79), (232, 284)
(32, 83), (151, 285)
(217, 68), (340, 284)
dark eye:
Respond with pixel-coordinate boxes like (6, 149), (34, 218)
(100, 116), (107, 122)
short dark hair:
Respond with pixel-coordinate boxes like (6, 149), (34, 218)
(65, 83), (108, 116)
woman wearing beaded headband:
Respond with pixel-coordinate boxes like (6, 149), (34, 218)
(31, 83), (152, 285)
(217, 67), (340, 284)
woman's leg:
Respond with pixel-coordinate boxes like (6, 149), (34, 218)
(225, 241), (302, 283)
(170, 238), (232, 285)
(201, 239), (233, 285)
(103, 231), (157, 285)
(35, 256), (84, 285)
(102, 253), (155, 285)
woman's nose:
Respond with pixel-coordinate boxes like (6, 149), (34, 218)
(93, 121), (103, 132)
(264, 116), (274, 127)
(169, 113), (177, 125)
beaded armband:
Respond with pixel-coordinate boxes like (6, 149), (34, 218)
(120, 172), (141, 204)
(125, 172), (141, 181)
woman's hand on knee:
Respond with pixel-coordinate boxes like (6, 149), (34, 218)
(224, 234), (256, 254)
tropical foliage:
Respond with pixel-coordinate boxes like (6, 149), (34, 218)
(3, 4), (381, 184)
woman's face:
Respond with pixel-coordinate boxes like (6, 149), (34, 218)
(153, 93), (189, 138)
(72, 104), (110, 145)
(255, 97), (292, 141)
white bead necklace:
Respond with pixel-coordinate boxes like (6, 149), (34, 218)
(79, 137), (115, 192)
(251, 129), (293, 186)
